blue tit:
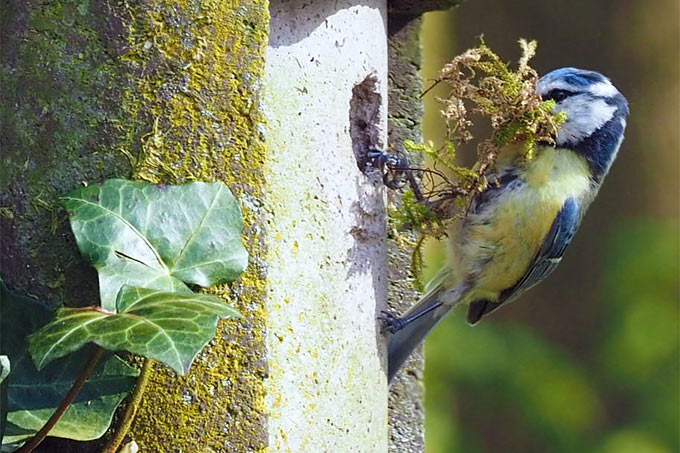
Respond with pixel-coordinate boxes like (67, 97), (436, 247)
(385, 68), (629, 382)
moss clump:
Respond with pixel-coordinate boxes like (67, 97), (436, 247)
(434, 39), (566, 154)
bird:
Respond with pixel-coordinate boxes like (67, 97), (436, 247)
(384, 67), (629, 382)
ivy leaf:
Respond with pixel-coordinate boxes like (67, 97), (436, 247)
(96, 260), (192, 311)
(3, 349), (138, 449)
(62, 179), (248, 311)
(28, 286), (241, 375)
(0, 280), (138, 448)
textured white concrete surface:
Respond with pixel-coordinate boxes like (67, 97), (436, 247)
(263, 1), (389, 451)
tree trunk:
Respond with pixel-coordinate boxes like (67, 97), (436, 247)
(2, 1), (270, 450)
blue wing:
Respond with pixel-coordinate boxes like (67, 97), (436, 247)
(467, 197), (582, 324)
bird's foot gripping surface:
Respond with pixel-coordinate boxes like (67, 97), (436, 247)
(379, 310), (406, 334)
(366, 147), (410, 190)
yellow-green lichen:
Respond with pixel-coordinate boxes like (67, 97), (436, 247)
(114, 1), (271, 451)
(2, 0), (271, 451)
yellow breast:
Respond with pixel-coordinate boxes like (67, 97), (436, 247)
(452, 147), (591, 302)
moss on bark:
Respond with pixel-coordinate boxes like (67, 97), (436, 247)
(1, 0), (270, 451)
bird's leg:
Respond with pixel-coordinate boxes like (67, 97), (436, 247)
(366, 147), (411, 190)
(366, 146), (428, 202)
(379, 301), (444, 334)
(378, 311), (405, 334)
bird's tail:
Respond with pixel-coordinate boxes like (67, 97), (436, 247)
(387, 283), (466, 382)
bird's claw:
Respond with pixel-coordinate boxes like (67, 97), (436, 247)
(379, 310), (405, 334)
(366, 147), (410, 190)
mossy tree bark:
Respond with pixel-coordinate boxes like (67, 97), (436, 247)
(1, 1), (270, 451)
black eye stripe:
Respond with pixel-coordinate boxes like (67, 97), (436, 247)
(544, 89), (575, 102)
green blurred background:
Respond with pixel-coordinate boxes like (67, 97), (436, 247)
(419, 1), (679, 452)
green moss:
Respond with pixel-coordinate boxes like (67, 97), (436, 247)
(1, 0), (131, 305)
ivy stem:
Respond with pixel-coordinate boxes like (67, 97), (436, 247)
(17, 346), (105, 453)
(101, 358), (153, 453)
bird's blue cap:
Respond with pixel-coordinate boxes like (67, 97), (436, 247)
(539, 67), (609, 88)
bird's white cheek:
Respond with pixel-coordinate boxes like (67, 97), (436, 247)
(556, 98), (617, 145)
(588, 81), (619, 97)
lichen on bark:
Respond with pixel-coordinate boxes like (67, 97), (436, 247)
(1, 0), (271, 451)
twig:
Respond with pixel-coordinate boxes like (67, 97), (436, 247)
(100, 358), (153, 453)
(17, 346), (105, 453)
(406, 170), (424, 202)
(420, 79), (441, 98)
